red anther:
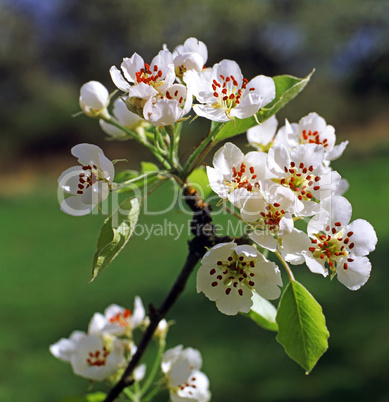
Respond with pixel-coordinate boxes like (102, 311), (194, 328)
(309, 247), (316, 252)
(290, 177), (295, 182)
(145, 62), (150, 70)
(289, 169), (295, 173)
(228, 256), (233, 261)
(344, 238), (349, 244)
(220, 74), (225, 80)
(226, 77), (231, 82)
(229, 93), (235, 99)
(280, 178), (286, 185)
(249, 88), (255, 91)
(221, 88), (227, 95)
(249, 281), (255, 287)
(239, 256), (244, 261)
(327, 235), (331, 241)
(158, 70), (162, 77)
(347, 231), (354, 237)
(265, 205), (271, 211)
(217, 261), (222, 265)
(347, 258), (354, 262)
(349, 243), (355, 249)
(248, 166), (255, 174)
(311, 239), (317, 243)
(222, 96), (228, 101)
(273, 203), (280, 208)
(212, 84), (216, 91)
(328, 261), (334, 267)
(313, 186), (320, 191)
(213, 92), (219, 97)
(335, 222), (341, 227)
(77, 190), (83, 194)
(315, 176), (321, 182)
(210, 268), (216, 275)
(284, 167), (288, 173)
(260, 212), (266, 217)
(289, 182), (294, 188)
(298, 195), (303, 200)
(174, 90), (179, 97)
(308, 181), (314, 186)
(290, 162), (295, 167)
(309, 166), (314, 172)
(238, 289), (243, 296)
(226, 288), (232, 295)
(320, 254), (325, 259)
(299, 162), (304, 168)
(250, 261), (255, 267)
(343, 263), (348, 270)
(166, 91), (172, 99)
(306, 193), (313, 199)
(212, 282), (218, 287)
(302, 168), (308, 174)
(153, 65), (158, 72)
(323, 241), (329, 247)
(332, 228), (337, 234)
(252, 174), (257, 180)
(233, 282), (238, 288)
(217, 275), (223, 280)
(325, 225), (330, 232)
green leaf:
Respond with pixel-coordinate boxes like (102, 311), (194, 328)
(60, 392), (106, 402)
(91, 197), (141, 281)
(141, 161), (159, 172)
(276, 279), (329, 373)
(241, 291), (278, 332)
(188, 167), (213, 200)
(214, 70), (314, 143)
(116, 162), (162, 193)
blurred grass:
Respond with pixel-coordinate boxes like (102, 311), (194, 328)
(0, 147), (388, 402)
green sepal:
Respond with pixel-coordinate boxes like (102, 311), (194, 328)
(241, 291), (278, 332)
(60, 392), (106, 402)
(213, 70), (314, 143)
(91, 197), (141, 281)
(276, 279), (329, 373)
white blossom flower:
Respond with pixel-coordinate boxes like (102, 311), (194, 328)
(197, 242), (282, 315)
(184, 59), (275, 122)
(278, 112), (348, 164)
(247, 115), (278, 152)
(99, 98), (147, 139)
(267, 143), (341, 216)
(161, 345), (211, 402)
(110, 50), (175, 99)
(142, 83), (192, 126)
(242, 183), (295, 251)
(206, 142), (270, 208)
(171, 37), (208, 77)
(282, 196), (377, 290)
(58, 144), (115, 216)
(79, 81), (110, 117)
(88, 296), (146, 337)
(50, 333), (126, 381)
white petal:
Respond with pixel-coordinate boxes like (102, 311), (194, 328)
(345, 219), (377, 256)
(267, 144), (290, 176)
(60, 196), (95, 216)
(200, 242), (236, 266)
(303, 252), (328, 276)
(206, 166), (229, 199)
(121, 53), (144, 83)
(241, 193), (266, 222)
(245, 75), (276, 107)
(290, 143), (324, 170)
(282, 228), (311, 265)
(212, 142), (244, 175)
(131, 296), (146, 328)
(336, 256), (371, 290)
(71, 143), (104, 166)
(193, 104), (229, 122)
(326, 140), (349, 161)
(251, 260), (282, 300)
(110, 66), (132, 92)
(247, 115), (278, 147)
(215, 285), (253, 315)
(58, 166), (85, 194)
(80, 182), (110, 206)
(249, 230), (278, 252)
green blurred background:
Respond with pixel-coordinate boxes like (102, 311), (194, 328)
(0, 0), (388, 401)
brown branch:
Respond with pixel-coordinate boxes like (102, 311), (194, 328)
(104, 186), (250, 402)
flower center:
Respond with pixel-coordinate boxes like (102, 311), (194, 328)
(229, 163), (260, 192)
(212, 74), (254, 113)
(300, 129), (329, 148)
(309, 223), (355, 271)
(135, 63), (164, 89)
(258, 203), (285, 231)
(86, 346), (109, 367)
(209, 253), (257, 296)
(109, 309), (132, 327)
(77, 164), (106, 195)
(276, 161), (321, 201)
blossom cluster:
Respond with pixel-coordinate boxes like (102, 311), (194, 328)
(50, 297), (210, 401)
(197, 112), (377, 316)
(79, 37), (275, 130)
